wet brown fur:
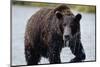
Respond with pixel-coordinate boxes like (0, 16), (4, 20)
(25, 4), (73, 48)
(24, 4), (85, 65)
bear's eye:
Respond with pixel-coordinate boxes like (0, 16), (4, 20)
(63, 23), (66, 27)
(70, 21), (74, 27)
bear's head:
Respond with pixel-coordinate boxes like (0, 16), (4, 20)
(55, 11), (82, 46)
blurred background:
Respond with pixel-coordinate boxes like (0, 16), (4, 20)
(12, 0), (96, 66)
(12, 0), (95, 13)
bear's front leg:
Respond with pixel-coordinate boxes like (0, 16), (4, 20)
(48, 44), (61, 64)
(25, 47), (41, 65)
(69, 39), (86, 63)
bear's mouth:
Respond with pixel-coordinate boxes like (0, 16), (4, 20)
(64, 40), (69, 47)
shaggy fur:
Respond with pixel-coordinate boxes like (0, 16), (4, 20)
(24, 4), (85, 65)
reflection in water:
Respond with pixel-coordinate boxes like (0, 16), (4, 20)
(12, 5), (95, 65)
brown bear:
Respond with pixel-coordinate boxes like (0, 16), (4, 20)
(24, 4), (86, 65)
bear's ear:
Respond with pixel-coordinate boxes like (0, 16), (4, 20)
(75, 14), (82, 21)
(55, 11), (63, 19)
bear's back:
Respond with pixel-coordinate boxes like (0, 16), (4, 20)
(26, 8), (52, 29)
(25, 8), (53, 44)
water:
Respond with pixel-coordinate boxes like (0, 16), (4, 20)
(12, 5), (96, 66)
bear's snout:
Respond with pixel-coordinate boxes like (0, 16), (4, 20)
(64, 35), (70, 41)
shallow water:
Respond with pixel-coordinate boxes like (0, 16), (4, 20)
(12, 5), (96, 66)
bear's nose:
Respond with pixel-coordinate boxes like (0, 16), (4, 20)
(64, 35), (70, 40)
